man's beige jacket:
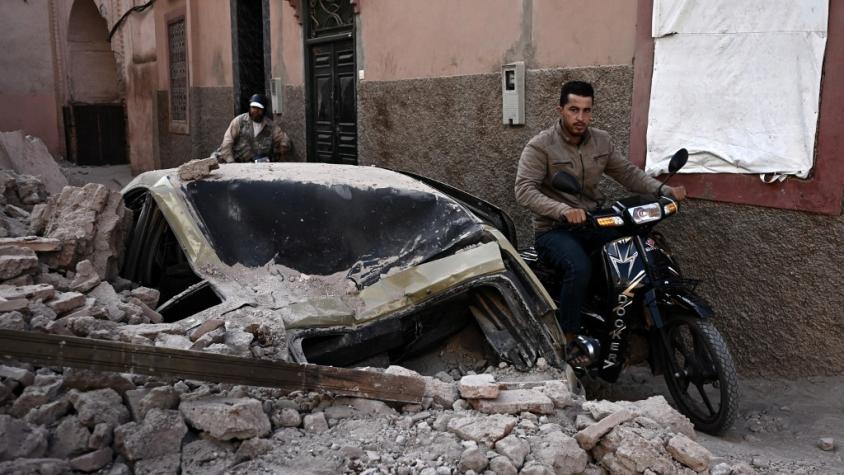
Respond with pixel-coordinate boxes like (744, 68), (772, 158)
(515, 121), (662, 235)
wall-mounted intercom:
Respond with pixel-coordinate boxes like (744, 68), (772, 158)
(502, 62), (525, 125)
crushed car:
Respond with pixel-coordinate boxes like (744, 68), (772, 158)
(120, 162), (567, 373)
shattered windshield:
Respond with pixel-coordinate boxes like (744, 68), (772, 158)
(183, 168), (485, 287)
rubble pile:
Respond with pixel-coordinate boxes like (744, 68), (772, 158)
(0, 171), (765, 474)
(0, 171), (288, 362)
(0, 361), (765, 474)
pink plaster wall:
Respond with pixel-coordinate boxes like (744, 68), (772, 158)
(359, 0), (523, 81)
(0, 0), (62, 152)
(68, 0), (120, 103)
(274, 0), (304, 86)
(532, 0), (637, 67)
(358, 0), (637, 82)
(188, 0), (232, 87)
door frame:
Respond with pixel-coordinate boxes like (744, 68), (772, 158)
(231, 0), (271, 116)
(302, 1), (357, 163)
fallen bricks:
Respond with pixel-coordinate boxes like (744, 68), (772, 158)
(0, 358), (757, 474)
(0, 163), (765, 474)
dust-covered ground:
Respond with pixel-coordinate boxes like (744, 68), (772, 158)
(585, 366), (844, 474)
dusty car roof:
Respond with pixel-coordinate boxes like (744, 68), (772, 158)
(127, 162), (444, 194)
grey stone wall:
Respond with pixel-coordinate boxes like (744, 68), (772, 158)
(358, 65), (634, 248)
(276, 85), (306, 162)
(157, 87), (234, 169)
(657, 195), (844, 377)
(357, 65), (844, 377)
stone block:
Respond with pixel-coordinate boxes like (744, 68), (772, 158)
(471, 389), (555, 415)
(447, 414), (517, 445)
(0, 245), (38, 280)
(88, 282), (125, 322)
(135, 452), (181, 475)
(0, 283), (55, 301)
(619, 396), (696, 438)
(181, 439), (235, 475)
(271, 407), (302, 428)
(180, 397), (271, 440)
(69, 447), (113, 473)
(178, 157), (219, 181)
(137, 386), (180, 420)
(0, 310), (26, 329)
(574, 409), (635, 450)
(0, 414), (49, 461)
(48, 416), (91, 458)
(303, 412), (329, 433)
(540, 380), (574, 408)
(69, 388), (131, 428)
(0, 236), (61, 252)
(69, 259), (101, 293)
(531, 431), (589, 475)
(234, 437), (273, 463)
(459, 374), (499, 399)
(10, 378), (63, 418)
(489, 455), (518, 475)
(155, 333), (193, 350)
(130, 286), (160, 308)
(24, 398), (71, 426)
(114, 409), (187, 461)
(46, 291), (86, 314)
(667, 434), (712, 472)
(0, 364), (35, 386)
(188, 318), (225, 341)
(457, 447), (488, 473)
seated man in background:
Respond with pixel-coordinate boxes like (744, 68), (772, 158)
(218, 93), (291, 163)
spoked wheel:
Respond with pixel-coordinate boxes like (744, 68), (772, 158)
(661, 315), (739, 435)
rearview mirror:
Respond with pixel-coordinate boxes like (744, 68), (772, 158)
(551, 172), (581, 195)
(668, 149), (689, 174)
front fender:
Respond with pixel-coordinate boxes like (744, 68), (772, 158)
(664, 290), (714, 319)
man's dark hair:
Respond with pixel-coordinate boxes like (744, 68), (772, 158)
(559, 81), (594, 106)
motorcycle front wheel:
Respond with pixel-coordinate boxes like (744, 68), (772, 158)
(661, 315), (739, 435)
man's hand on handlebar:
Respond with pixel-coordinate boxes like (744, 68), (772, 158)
(562, 208), (588, 225)
(665, 185), (687, 201)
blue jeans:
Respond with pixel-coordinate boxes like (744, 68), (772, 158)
(535, 226), (621, 332)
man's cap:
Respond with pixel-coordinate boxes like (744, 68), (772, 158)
(248, 93), (267, 110)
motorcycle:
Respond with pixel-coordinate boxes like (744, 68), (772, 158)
(519, 149), (739, 434)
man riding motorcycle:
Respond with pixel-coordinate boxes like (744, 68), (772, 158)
(514, 81), (687, 364)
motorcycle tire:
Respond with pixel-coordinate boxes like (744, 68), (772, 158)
(661, 314), (739, 435)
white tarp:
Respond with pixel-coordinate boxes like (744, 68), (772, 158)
(646, 0), (828, 179)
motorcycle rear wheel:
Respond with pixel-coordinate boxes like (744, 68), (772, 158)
(661, 315), (739, 435)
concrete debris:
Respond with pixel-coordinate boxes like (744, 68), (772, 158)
(458, 374), (499, 399)
(39, 184), (130, 280)
(471, 389), (555, 415)
(181, 438), (235, 474)
(0, 131), (68, 195)
(0, 236), (61, 252)
(817, 437), (835, 451)
(0, 170), (791, 475)
(0, 414), (49, 461)
(666, 433), (712, 472)
(114, 409), (188, 461)
(180, 397), (271, 440)
(178, 157), (220, 181)
(0, 245), (39, 280)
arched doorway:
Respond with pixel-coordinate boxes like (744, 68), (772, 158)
(64, 0), (127, 165)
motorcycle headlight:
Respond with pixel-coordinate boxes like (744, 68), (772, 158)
(627, 203), (662, 224)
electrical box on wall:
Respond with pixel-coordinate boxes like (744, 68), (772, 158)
(502, 62), (525, 125)
(271, 77), (283, 114)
